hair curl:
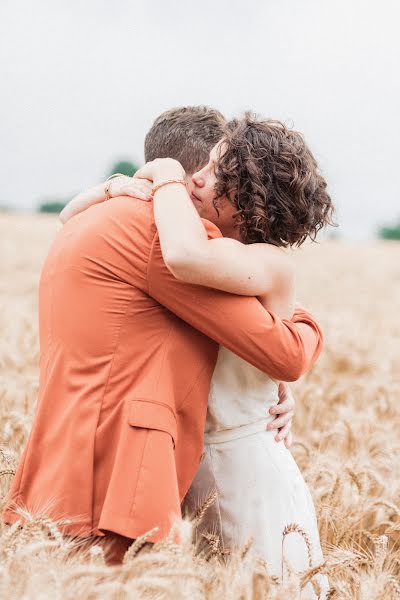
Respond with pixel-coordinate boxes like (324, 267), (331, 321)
(214, 113), (336, 246)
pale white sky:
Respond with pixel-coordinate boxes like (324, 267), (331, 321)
(1, 0), (399, 237)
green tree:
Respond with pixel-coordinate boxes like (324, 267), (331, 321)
(378, 220), (400, 240)
(37, 158), (141, 214)
(108, 160), (139, 178)
(38, 199), (68, 213)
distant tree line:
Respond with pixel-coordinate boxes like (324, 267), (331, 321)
(38, 160), (139, 214)
(377, 221), (400, 240)
(35, 172), (400, 242)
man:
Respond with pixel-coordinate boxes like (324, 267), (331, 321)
(2, 106), (322, 565)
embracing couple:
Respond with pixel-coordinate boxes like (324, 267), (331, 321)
(3, 106), (334, 593)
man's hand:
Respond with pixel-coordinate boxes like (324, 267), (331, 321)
(266, 382), (295, 448)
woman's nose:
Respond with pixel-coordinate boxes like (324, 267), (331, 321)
(191, 171), (205, 188)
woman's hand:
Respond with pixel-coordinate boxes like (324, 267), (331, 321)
(110, 159), (185, 200)
(60, 174), (153, 224)
(135, 158), (185, 184)
(109, 175), (153, 201)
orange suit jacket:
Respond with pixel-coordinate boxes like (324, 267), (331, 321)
(2, 197), (323, 542)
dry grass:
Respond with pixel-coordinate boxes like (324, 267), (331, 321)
(1, 214), (399, 599)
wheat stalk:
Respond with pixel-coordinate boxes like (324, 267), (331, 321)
(192, 489), (218, 526)
(373, 535), (388, 574)
(239, 536), (254, 559)
(371, 500), (400, 518)
(122, 526), (159, 564)
(282, 523), (313, 572)
(0, 469), (16, 477)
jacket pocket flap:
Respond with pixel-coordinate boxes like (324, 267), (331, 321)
(128, 399), (177, 448)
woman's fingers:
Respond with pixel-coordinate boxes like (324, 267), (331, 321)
(119, 183), (152, 201)
(126, 193), (151, 202)
(135, 158), (185, 182)
(134, 162), (156, 181)
(128, 192), (151, 201)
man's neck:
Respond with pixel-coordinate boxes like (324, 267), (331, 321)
(219, 223), (242, 241)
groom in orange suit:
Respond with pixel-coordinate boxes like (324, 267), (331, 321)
(2, 106), (323, 564)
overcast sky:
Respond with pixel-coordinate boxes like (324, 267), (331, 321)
(1, 0), (399, 238)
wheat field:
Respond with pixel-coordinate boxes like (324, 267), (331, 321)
(0, 214), (399, 599)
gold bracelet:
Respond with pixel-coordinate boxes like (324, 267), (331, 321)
(104, 173), (125, 201)
(151, 178), (187, 197)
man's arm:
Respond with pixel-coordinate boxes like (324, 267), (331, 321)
(147, 221), (323, 382)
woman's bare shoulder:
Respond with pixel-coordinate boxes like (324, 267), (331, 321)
(250, 243), (294, 277)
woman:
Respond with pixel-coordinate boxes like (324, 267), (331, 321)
(63, 113), (334, 595)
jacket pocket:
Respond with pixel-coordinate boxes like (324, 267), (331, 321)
(127, 399), (178, 449)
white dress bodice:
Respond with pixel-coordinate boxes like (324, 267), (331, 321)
(185, 344), (329, 598)
(205, 345), (279, 433)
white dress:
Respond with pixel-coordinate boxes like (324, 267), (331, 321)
(184, 346), (329, 599)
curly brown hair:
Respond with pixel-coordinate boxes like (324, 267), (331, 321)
(214, 113), (336, 246)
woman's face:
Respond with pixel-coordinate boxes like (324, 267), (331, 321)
(188, 141), (239, 235)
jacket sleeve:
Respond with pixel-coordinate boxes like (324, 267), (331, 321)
(147, 219), (323, 381)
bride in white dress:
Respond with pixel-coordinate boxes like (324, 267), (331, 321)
(132, 114), (334, 598)
(184, 347), (329, 597)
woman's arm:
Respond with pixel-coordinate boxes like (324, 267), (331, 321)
(59, 176), (152, 224)
(168, 236), (293, 296)
(136, 158), (294, 300)
(60, 183), (110, 224)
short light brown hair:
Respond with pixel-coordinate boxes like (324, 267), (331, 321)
(215, 112), (336, 246)
(144, 106), (226, 174)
